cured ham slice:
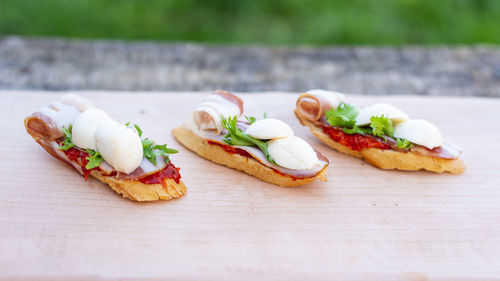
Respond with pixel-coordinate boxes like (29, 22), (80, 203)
(295, 90), (345, 122)
(192, 90), (244, 134)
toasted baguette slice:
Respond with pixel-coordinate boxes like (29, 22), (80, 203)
(172, 126), (328, 187)
(25, 110), (186, 202)
(295, 111), (465, 174)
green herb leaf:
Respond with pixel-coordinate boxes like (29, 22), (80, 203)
(85, 149), (103, 169)
(342, 126), (372, 135)
(369, 115), (393, 138)
(58, 125), (75, 151)
(134, 124), (143, 137)
(143, 144), (156, 165)
(134, 124), (178, 166)
(142, 138), (154, 149)
(154, 144), (179, 155)
(263, 112), (268, 119)
(125, 122), (130, 126)
(325, 103), (359, 128)
(244, 115), (257, 124)
(396, 138), (413, 149)
(221, 115), (277, 165)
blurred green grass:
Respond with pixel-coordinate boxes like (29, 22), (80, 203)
(1, 0), (499, 45)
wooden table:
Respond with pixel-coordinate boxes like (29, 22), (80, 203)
(1, 91), (499, 281)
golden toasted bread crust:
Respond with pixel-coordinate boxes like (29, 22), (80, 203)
(295, 111), (465, 174)
(172, 126), (328, 186)
(91, 171), (186, 202)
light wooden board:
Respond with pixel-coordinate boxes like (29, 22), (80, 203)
(1, 91), (500, 281)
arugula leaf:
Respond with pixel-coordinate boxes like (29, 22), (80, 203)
(125, 122), (130, 126)
(134, 124), (143, 137)
(221, 115), (277, 165)
(59, 125), (75, 151)
(325, 103), (359, 128)
(134, 124), (178, 166)
(244, 115), (257, 124)
(396, 138), (413, 149)
(370, 115), (393, 138)
(154, 144), (179, 155)
(85, 149), (103, 169)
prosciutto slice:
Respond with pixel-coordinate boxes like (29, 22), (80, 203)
(192, 90), (244, 134)
(296, 90), (345, 122)
(25, 96), (167, 180)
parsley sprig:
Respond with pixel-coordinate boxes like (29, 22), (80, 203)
(59, 125), (75, 151)
(369, 115), (393, 139)
(325, 103), (358, 128)
(133, 124), (178, 165)
(221, 115), (277, 165)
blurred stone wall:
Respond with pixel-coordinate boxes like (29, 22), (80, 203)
(1, 36), (499, 96)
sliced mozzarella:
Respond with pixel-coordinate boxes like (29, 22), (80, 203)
(355, 103), (409, 126)
(306, 89), (345, 110)
(95, 121), (143, 174)
(245, 119), (293, 140)
(60, 94), (94, 112)
(267, 136), (319, 170)
(72, 108), (112, 150)
(393, 119), (443, 149)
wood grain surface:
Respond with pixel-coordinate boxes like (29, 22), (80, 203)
(1, 91), (499, 281)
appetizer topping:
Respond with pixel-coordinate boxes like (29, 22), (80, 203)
(60, 93), (94, 112)
(85, 149), (104, 169)
(325, 102), (411, 144)
(134, 124), (178, 166)
(38, 101), (81, 131)
(95, 121), (144, 174)
(221, 115), (277, 164)
(296, 90), (345, 122)
(59, 125), (75, 151)
(267, 136), (319, 170)
(307, 89), (345, 109)
(72, 108), (112, 150)
(193, 90), (244, 134)
(245, 118), (294, 140)
(325, 103), (359, 128)
(355, 103), (409, 126)
(322, 126), (391, 151)
(393, 119), (443, 149)
(139, 162), (182, 186)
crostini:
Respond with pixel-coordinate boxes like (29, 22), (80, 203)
(172, 90), (329, 186)
(295, 90), (465, 174)
(25, 94), (186, 201)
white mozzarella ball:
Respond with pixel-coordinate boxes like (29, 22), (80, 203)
(245, 119), (294, 140)
(355, 103), (409, 126)
(72, 108), (112, 150)
(267, 136), (319, 170)
(60, 94), (94, 112)
(393, 119), (443, 149)
(95, 121), (143, 174)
